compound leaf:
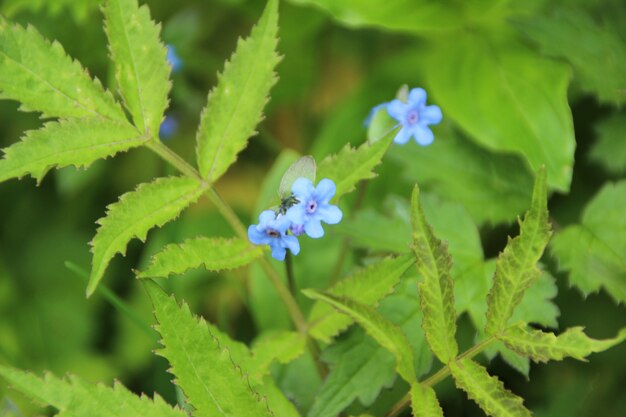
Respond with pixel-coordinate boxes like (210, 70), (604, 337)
(410, 383), (444, 417)
(317, 130), (394, 202)
(0, 118), (143, 184)
(303, 289), (415, 383)
(145, 281), (274, 417)
(500, 324), (626, 363)
(485, 168), (552, 335)
(450, 358), (531, 417)
(104, 0), (170, 135)
(307, 255), (415, 343)
(138, 237), (263, 278)
(196, 0), (279, 182)
(411, 185), (458, 363)
(0, 16), (125, 120)
(89, 176), (204, 296)
(0, 365), (186, 417)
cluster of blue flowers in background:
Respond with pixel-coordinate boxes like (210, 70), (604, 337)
(248, 178), (342, 261)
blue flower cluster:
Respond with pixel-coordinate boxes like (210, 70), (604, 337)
(248, 178), (342, 261)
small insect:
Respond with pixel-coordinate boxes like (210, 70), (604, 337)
(277, 194), (299, 215)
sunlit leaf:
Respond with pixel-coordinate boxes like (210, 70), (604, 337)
(410, 383), (444, 417)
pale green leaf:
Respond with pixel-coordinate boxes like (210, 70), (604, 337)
(550, 180), (626, 303)
(196, 0), (279, 182)
(0, 118), (143, 184)
(425, 33), (575, 191)
(515, 8), (626, 106)
(0, 17), (125, 120)
(303, 289), (415, 383)
(411, 185), (458, 363)
(450, 358), (531, 417)
(500, 325), (626, 363)
(485, 168), (552, 335)
(0, 365), (186, 417)
(145, 281), (274, 417)
(89, 176), (204, 296)
(104, 0), (170, 134)
(249, 331), (306, 377)
(138, 237), (263, 278)
(410, 383), (444, 417)
(590, 113), (626, 175)
(307, 255), (415, 343)
(316, 131), (394, 202)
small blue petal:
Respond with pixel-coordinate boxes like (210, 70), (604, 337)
(318, 205), (342, 224)
(421, 105), (442, 124)
(274, 214), (292, 233)
(393, 126), (413, 145)
(387, 99), (407, 121)
(248, 225), (269, 245)
(292, 177), (315, 199)
(159, 115), (178, 140)
(270, 244), (287, 261)
(408, 88), (427, 106)
(166, 45), (182, 72)
(258, 210), (276, 225)
(305, 220), (324, 239)
(413, 125), (434, 146)
(286, 205), (306, 224)
(283, 235), (301, 255)
(314, 179), (336, 203)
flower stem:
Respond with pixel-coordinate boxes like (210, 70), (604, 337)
(285, 251), (296, 295)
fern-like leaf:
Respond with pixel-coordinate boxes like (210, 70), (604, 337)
(449, 358), (531, 417)
(499, 324), (626, 363)
(196, 0), (279, 182)
(485, 168), (552, 335)
(89, 176), (204, 296)
(307, 255), (415, 343)
(0, 16), (125, 120)
(410, 185), (458, 363)
(0, 118), (143, 184)
(138, 237), (263, 278)
(103, 0), (170, 135)
(317, 131), (395, 202)
(303, 289), (416, 383)
(0, 365), (186, 417)
(145, 281), (274, 417)
(410, 383), (444, 417)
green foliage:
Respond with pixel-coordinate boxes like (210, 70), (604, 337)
(196, 0), (279, 182)
(515, 7), (626, 106)
(89, 176), (204, 295)
(411, 185), (458, 363)
(450, 358), (531, 417)
(103, 0), (170, 135)
(316, 130), (394, 202)
(0, 365), (186, 417)
(303, 289), (416, 383)
(138, 237), (263, 278)
(410, 383), (444, 417)
(550, 180), (626, 303)
(0, 16), (125, 120)
(499, 325), (626, 363)
(425, 34), (575, 191)
(307, 255), (415, 342)
(249, 331), (307, 378)
(146, 281), (274, 417)
(485, 169), (552, 335)
(335, 208), (411, 253)
(590, 113), (626, 174)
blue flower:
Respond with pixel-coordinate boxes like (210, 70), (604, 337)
(166, 45), (182, 73)
(286, 178), (342, 239)
(248, 210), (300, 261)
(159, 115), (178, 140)
(387, 88), (442, 146)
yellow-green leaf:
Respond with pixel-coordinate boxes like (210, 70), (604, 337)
(410, 383), (443, 417)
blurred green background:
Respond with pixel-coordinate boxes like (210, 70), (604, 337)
(0, 0), (625, 416)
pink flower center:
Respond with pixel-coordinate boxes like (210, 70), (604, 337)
(406, 109), (419, 125)
(306, 199), (318, 214)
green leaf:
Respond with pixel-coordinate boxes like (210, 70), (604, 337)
(499, 325), (626, 363)
(550, 180), (626, 303)
(0, 365), (186, 417)
(0, 118), (143, 184)
(145, 281), (274, 417)
(303, 289), (416, 383)
(249, 331), (306, 377)
(138, 237), (263, 278)
(485, 168), (552, 335)
(411, 185), (458, 363)
(590, 113), (626, 175)
(307, 255), (415, 343)
(515, 8), (626, 106)
(450, 358), (531, 417)
(103, 0), (170, 134)
(335, 208), (411, 253)
(89, 176), (204, 296)
(316, 131), (394, 202)
(425, 33), (575, 191)
(387, 123), (534, 225)
(196, 0), (279, 182)
(410, 383), (444, 417)
(0, 17), (125, 120)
